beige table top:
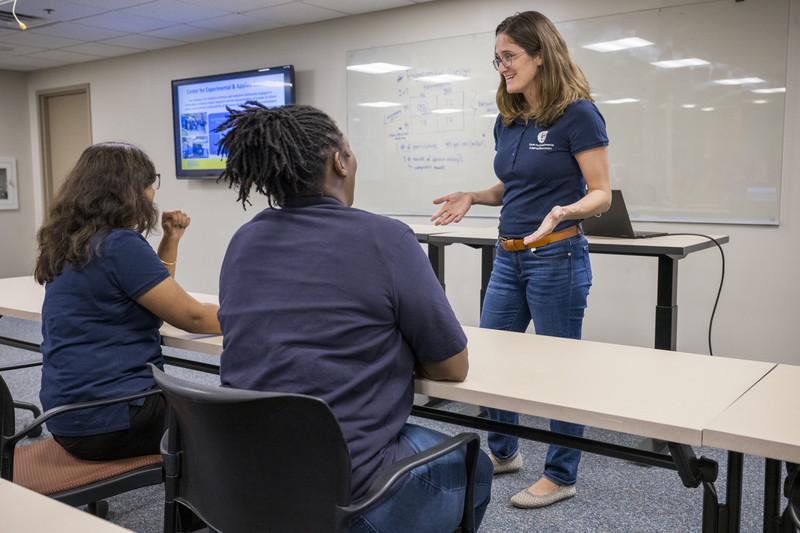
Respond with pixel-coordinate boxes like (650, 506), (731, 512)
(404, 223), (456, 238)
(0, 275), (223, 354)
(0, 478), (133, 532)
(0, 275), (44, 321)
(417, 326), (775, 447)
(0, 276), (778, 450)
(703, 364), (800, 463)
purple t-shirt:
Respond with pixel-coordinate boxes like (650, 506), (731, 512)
(218, 196), (466, 500)
(494, 99), (609, 238)
(40, 229), (169, 436)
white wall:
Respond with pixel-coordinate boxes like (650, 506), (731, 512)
(13, 0), (800, 365)
(0, 69), (35, 277)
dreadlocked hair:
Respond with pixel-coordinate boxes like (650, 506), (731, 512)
(215, 102), (346, 209)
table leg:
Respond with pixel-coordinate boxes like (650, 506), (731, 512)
(480, 245), (495, 313)
(764, 458), (783, 533)
(655, 255), (679, 351)
(632, 255), (680, 457)
(726, 451), (743, 533)
(427, 243), (447, 291)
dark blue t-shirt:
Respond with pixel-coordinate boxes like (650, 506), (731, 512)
(218, 196), (467, 501)
(40, 229), (170, 436)
(494, 99), (608, 238)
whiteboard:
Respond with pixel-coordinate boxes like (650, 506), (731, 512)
(346, 0), (788, 224)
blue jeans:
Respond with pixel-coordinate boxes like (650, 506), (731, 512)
(480, 234), (592, 487)
(350, 424), (493, 533)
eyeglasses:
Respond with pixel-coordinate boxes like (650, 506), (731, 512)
(492, 51), (527, 71)
(154, 173), (161, 191)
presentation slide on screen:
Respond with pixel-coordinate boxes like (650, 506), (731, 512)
(177, 72), (287, 170)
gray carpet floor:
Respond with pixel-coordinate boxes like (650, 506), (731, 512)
(1, 316), (791, 532)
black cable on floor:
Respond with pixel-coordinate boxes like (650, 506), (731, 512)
(662, 233), (726, 356)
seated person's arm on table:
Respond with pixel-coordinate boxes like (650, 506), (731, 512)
(415, 346), (469, 382)
(137, 277), (221, 334)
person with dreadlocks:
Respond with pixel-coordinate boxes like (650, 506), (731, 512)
(215, 102), (493, 533)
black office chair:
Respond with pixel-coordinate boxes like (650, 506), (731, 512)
(785, 462), (800, 531)
(150, 364), (481, 533)
(0, 373), (164, 518)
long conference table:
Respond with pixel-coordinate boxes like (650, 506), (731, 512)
(1, 276), (798, 533)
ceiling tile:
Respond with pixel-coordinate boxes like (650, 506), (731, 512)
(174, 0), (289, 12)
(0, 42), (46, 56)
(61, 41), (141, 57)
(144, 23), (234, 42)
(303, 0), (413, 16)
(0, 31), (83, 49)
(188, 14), (285, 34)
(0, 55), (67, 70)
(27, 48), (102, 63)
(76, 11), (174, 33)
(244, 2), (346, 26)
(27, 21), (128, 40)
(9, 0), (106, 21)
(102, 33), (184, 50)
(66, 0), (154, 8)
(121, 0), (235, 24)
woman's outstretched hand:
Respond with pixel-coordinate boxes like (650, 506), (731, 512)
(431, 192), (474, 226)
(523, 206), (564, 245)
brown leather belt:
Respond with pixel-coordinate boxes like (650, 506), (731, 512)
(499, 225), (581, 252)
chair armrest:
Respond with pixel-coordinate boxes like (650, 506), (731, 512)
(3, 388), (162, 448)
(788, 465), (800, 528)
(336, 432), (479, 522)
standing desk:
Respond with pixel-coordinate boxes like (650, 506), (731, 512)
(415, 226), (728, 352)
(704, 365), (800, 532)
(0, 478), (133, 533)
(405, 224), (457, 290)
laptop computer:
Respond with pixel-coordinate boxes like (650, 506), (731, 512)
(581, 190), (667, 239)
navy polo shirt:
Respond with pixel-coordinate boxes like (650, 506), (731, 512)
(40, 229), (169, 436)
(494, 99), (608, 238)
(218, 196), (467, 501)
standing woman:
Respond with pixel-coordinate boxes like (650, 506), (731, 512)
(431, 11), (611, 509)
(35, 142), (220, 461)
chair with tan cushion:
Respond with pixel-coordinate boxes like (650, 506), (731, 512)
(0, 373), (164, 518)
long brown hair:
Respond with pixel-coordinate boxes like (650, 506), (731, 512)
(34, 142), (159, 284)
(495, 11), (593, 128)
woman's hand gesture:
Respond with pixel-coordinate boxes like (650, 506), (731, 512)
(431, 192), (474, 226)
(523, 206), (565, 245)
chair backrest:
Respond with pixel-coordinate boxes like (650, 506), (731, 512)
(150, 365), (353, 533)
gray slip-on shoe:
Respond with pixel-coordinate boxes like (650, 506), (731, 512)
(510, 484), (576, 509)
(492, 453), (523, 475)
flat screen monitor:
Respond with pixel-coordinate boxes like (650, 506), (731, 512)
(171, 65), (295, 178)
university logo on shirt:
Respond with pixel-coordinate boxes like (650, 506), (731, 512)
(529, 130), (553, 151)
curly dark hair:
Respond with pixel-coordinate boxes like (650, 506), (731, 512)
(34, 142), (159, 284)
(215, 102), (346, 209)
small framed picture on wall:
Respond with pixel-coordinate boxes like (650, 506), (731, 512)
(0, 157), (19, 211)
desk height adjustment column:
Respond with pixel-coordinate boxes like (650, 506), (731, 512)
(427, 243), (448, 291)
(655, 255), (679, 351)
